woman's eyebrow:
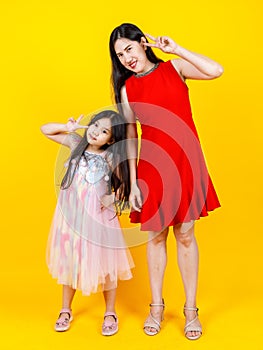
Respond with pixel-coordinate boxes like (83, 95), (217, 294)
(116, 44), (131, 55)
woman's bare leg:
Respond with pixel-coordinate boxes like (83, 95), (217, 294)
(173, 223), (202, 338)
(144, 228), (169, 333)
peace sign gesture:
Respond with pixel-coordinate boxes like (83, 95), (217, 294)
(66, 115), (89, 132)
(144, 33), (179, 55)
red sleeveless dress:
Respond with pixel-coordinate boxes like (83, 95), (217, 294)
(126, 60), (220, 231)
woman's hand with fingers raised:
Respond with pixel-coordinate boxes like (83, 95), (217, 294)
(144, 33), (179, 55)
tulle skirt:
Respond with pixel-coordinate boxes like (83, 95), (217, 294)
(46, 172), (134, 295)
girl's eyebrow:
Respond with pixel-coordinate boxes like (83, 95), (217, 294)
(97, 120), (111, 132)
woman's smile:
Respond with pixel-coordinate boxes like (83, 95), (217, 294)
(114, 38), (154, 74)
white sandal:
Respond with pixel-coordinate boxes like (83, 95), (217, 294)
(143, 299), (165, 336)
(183, 306), (202, 340)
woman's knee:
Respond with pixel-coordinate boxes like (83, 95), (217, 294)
(173, 224), (195, 247)
(149, 228), (169, 245)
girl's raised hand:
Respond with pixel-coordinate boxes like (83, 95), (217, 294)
(145, 33), (178, 54)
(66, 115), (89, 132)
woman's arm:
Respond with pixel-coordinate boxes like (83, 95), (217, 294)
(120, 86), (142, 211)
(40, 115), (88, 148)
(145, 34), (224, 80)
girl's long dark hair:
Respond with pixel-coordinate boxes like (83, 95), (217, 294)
(61, 110), (130, 213)
(109, 23), (163, 109)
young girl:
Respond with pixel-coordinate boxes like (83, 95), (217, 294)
(41, 110), (134, 336)
(109, 23), (223, 339)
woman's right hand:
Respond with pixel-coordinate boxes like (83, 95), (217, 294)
(129, 182), (142, 212)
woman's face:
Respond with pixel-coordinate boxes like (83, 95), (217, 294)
(114, 37), (153, 74)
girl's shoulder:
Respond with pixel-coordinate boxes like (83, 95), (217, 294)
(104, 150), (114, 165)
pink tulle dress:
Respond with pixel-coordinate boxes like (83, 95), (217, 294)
(46, 134), (134, 296)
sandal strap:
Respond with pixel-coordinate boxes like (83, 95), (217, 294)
(184, 316), (202, 334)
(183, 306), (199, 315)
(104, 312), (118, 323)
(58, 308), (72, 319)
(183, 307), (202, 335)
(144, 312), (161, 331)
(60, 308), (72, 313)
(184, 315), (197, 329)
(103, 312), (118, 330)
(149, 298), (165, 308)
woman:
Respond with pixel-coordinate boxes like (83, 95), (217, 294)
(109, 23), (223, 339)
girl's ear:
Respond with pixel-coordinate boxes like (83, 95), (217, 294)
(107, 138), (114, 145)
(140, 36), (147, 50)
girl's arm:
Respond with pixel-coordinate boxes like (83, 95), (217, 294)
(145, 34), (224, 80)
(40, 115), (88, 148)
(120, 86), (142, 212)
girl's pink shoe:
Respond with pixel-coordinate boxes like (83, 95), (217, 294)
(54, 308), (73, 332)
(102, 312), (118, 336)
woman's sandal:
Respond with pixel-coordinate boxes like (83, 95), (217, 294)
(54, 308), (73, 332)
(143, 299), (165, 336)
(102, 312), (118, 336)
(183, 306), (202, 340)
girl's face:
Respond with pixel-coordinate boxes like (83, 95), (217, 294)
(114, 37), (153, 74)
(86, 117), (113, 148)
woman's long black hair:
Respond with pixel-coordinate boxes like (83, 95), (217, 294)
(109, 23), (163, 109)
(61, 110), (130, 213)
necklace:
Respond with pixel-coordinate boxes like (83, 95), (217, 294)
(134, 62), (160, 78)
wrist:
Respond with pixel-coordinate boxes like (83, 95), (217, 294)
(171, 45), (183, 56)
(131, 181), (138, 188)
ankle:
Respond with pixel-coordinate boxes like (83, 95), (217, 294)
(150, 297), (165, 306)
(183, 306), (199, 319)
(104, 310), (117, 318)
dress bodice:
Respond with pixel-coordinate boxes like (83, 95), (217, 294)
(77, 151), (110, 185)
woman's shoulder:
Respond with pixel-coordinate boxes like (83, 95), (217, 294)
(161, 59), (179, 72)
(161, 59), (186, 83)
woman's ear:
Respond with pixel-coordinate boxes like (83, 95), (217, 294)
(140, 36), (147, 50)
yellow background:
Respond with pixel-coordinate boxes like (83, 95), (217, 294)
(1, 1), (262, 349)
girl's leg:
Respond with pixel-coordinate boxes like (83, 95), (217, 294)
(55, 285), (76, 331)
(103, 288), (117, 314)
(144, 228), (169, 334)
(173, 223), (202, 339)
(62, 284), (76, 309)
(102, 287), (118, 335)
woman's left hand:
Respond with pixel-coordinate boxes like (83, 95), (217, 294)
(144, 34), (179, 54)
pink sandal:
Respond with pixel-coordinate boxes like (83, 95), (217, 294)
(102, 312), (118, 336)
(54, 308), (73, 332)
